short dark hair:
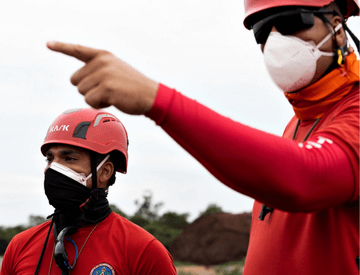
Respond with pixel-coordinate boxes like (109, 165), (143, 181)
(334, 0), (348, 18)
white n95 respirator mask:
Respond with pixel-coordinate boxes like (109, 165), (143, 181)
(263, 24), (342, 92)
(48, 154), (110, 186)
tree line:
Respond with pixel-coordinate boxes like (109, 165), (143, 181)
(0, 190), (225, 255)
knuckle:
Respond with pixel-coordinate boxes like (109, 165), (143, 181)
(99, 49), (111, 56)
(98, 52), (113, 65)
(102, 81), (113, 92)
(98, 67), (113, 82)
(73, 44), (83, 57)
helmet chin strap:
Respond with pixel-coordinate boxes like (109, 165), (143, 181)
(317, 12), (359, 63)
(83, 154), (110, 189)
(90, 152), (98, 190)
(79, 154), (110, 212)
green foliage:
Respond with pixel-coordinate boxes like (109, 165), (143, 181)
(0, 238), (8, 255)
(0, 225), (27, 242)
(198, 203), (224, 217)
(159, 212), (189, 230)
(28, 215), (47, 227)
(134, 190), (164, 222)
(215, 267), (243, 275)
(130, 191), (189, 249)
(129, 213), (150, 228)
(0, 215), (48, 255)
(109, 204), (128, 218)
(214, 266), (243, 275)
(144, 222), (183, 249)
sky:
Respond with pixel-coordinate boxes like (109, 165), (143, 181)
(0, 0), (359, 227)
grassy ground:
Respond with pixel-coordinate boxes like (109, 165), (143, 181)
(175, 259), (245, 275)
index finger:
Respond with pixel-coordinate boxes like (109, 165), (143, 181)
(46, 41), (100, 63)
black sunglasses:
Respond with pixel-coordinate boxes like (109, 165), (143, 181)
(253, 8), (338, 44)
(54, 226), (78, 274)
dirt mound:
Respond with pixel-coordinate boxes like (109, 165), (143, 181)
(170, 212), (251, 266)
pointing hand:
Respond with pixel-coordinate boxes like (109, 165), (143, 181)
(47, 41), (159, 114)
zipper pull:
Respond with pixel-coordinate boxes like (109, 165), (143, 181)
(258, 204), (274, 221)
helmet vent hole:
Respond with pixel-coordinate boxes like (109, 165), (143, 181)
(103, 118), (116, 123)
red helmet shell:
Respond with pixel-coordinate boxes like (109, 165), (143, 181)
(244, 0), (360, 29)
(41, 108), (129, 173)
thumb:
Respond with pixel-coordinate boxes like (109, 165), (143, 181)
(46, 41), (101, 63)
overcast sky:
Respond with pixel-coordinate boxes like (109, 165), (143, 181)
(0, 0), (359, 226)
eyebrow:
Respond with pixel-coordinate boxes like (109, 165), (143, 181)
(45, 149), (82, 156)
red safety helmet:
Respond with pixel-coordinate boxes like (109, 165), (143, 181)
(41, 108), (129, 173)
(244, 0), (360, 29)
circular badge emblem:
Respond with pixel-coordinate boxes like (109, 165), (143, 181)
(90, 263), (115, 275)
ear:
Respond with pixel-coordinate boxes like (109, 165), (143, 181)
(98, 161), (114, 188)
(331, 16), (347, 48)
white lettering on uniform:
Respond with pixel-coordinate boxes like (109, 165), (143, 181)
(298, 136), (333, 150)
(317, 136), (333, 145)
(50, 125), (70, 133)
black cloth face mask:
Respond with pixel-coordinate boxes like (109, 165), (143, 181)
(44, 166), (112, 233)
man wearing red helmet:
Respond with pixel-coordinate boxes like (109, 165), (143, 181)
(0, 108), (176, 275)
(46, 0), (359, 274)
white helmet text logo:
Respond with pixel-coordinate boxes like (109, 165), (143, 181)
(50, 125), (70, 132)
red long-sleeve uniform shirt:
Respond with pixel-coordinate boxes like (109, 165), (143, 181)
(146, 83), (359, 275)
(0, 212), (176, 275)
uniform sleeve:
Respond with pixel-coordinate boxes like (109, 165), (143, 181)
(315, 92), (359, 202)
(132, 239), (176, 275)
(146, 84), (356, 212)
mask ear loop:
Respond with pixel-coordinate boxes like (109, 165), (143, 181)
(80, 154), (110, 211)
(313, 23), (343, 54)
(84, 154), (111, 187)
(317, 13), (349, 66)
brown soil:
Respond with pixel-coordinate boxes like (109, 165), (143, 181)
(170, 212), (251, 266)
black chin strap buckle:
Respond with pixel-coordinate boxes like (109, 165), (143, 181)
(79, 189), (108, 212)
(79, 197), (91, 212)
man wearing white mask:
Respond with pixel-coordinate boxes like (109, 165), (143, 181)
(46, 0), (359, 274)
